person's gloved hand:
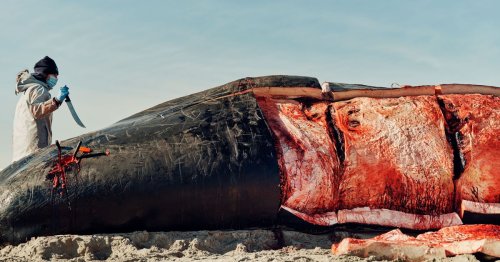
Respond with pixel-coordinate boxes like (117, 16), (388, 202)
(56, 85), (70, 102)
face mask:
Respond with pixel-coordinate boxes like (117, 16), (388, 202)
(46, 75), (58, 88)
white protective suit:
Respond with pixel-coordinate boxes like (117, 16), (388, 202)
(12, 70), (60, 162)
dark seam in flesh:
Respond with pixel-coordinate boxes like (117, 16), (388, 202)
(436, 97), (466, 179)
(435, 96), (466, 211)
(325, 104), (345, 206)
(326, 104), (345, 166)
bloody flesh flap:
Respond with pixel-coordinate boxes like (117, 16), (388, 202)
(438, 95), (500, 205)
(332, 224), (500, 259)
(256, 94), (499, 230)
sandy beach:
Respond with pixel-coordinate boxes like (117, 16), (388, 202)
(0, 230), (483, 261)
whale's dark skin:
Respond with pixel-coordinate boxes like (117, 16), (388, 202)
(3, 75), (497, 246)
(0, 76), (321, 244)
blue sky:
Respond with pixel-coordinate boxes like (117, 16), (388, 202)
(1, 0), (500, 170)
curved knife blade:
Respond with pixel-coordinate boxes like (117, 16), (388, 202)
(65, 96), (86, 128)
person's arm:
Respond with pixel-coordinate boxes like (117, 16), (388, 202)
(26, 86), (60, 119)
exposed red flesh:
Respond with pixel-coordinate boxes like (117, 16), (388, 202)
(439, 95), (500, 205)
(256, 92), (498, 230)
(332, 224), (500, 259)
(333, 96), (455, 215)
(257, 97), (341, 223)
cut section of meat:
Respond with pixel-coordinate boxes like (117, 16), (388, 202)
(337, 208), (462, 230)
(438, 95), (500, 206)
(332, 229), (446, 260)
(256, 92), (496, 230)
(333, 96), (455, 216)
(281, 206), (338, 226)
(417, 224), (500, 257)
(459, 200), (500, 225)
(332, 224), (500, 259)
(256, 97), (341, 225)
(460, 200), (500, 215)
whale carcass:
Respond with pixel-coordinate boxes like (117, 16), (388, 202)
(0, 76), (498, 255)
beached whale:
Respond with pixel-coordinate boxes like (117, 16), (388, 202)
(0, 75), (498, 245)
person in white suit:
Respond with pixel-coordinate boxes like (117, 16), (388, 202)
(12, 56), (69, 162)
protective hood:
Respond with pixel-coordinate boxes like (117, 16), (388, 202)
(32, 56), (58, 82)
(15, 70), (50, 95)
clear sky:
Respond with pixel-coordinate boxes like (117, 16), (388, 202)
(1, 0), (500, 170)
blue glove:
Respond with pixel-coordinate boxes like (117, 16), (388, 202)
(56, 85), (70, 102)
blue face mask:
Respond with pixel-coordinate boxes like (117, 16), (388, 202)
(46, 75), (58, 88)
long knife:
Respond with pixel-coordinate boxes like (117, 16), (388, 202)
(65, 96), (86, 128)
